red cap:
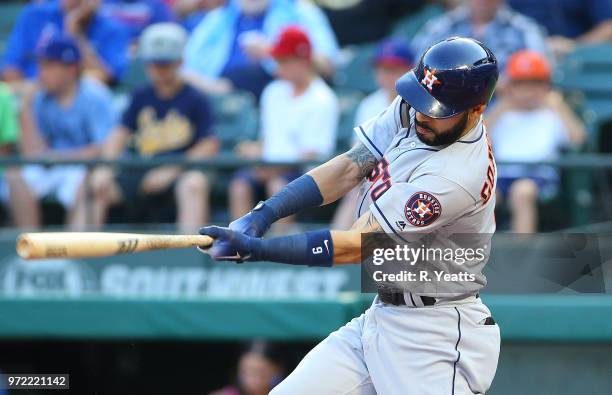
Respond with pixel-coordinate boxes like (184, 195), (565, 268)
(270, 26), (312, 60)
(507, 50), (551, 81)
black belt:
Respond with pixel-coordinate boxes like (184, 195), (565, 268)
(377, 290), (480, 307)
(377, 289), (437, 306)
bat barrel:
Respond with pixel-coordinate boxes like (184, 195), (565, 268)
(16, 232), (214, 260)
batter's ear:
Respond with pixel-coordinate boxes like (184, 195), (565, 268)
(470, 104), (487, 117)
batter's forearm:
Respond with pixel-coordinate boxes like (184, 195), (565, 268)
(234, 143), (378, 234)
(331, 230), (362, 264)
(308, 152), (369, 204)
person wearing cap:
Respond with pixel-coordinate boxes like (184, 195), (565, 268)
(1, 0), (130, 85)
(410, 0), (549, 71)
(84, 23), (218, 232)
(229, 26), (338, 222)
(332, 37), (414, 230)
(487, 50), (586, 233)
(182, 0), (339, 99)
(355, 38), (414, 133)
(8, 34), (115, 229)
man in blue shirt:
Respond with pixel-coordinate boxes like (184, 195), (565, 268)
(86, 23), (219, 232)
(9, 35), (115, 228)
(411, 0), (548, 71)
(508, 0), (612, 56)
(1, 0), (130, 85)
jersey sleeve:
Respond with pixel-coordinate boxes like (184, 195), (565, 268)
(370, 174), (477, 240)
(353, 96), (402, 160)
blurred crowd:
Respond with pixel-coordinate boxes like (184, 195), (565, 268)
(0, 0), (610, 233)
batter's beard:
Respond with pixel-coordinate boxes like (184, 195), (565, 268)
(415, 112), (470, 146)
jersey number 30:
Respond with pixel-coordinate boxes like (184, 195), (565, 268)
(369, 159), (391, 201)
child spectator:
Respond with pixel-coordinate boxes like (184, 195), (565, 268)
(229, 26), (338, 220)
(332, 37), (414, 230)
(86, 23), (218, 232)
(182, 0), (339, 99)
(1, 0), (130, 85)
(354, 37), (414, 125)
(9, 35), (115, 229)
(487, 50), (586, 233)
(411, 0), (548, 71)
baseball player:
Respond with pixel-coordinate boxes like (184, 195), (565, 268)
(200, 37), (501, 395)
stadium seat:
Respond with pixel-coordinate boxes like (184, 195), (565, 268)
(334, 43), (378, 93)
(554, 43), (612, 150)
(335, 89), (365, 152)
(391, 3), (445, 40)
(209, 91), (259, 152)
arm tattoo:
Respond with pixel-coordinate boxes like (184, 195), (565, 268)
(346, 143), (378, 180)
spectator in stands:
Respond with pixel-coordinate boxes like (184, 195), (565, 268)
(1, 0), (130, 86)
(99, 0), (175, 39)
(354, 37), (414, 125)
(332, 37), (414, 230)
(85, 23), (218, 232)
(508, 0), (612, 57)
(229, 26), (338, 221)
(209, 341), (285, 395)
(411, 0), (548, 71)
(486, 50), (586, 233)
(8, 35), (115, 229)
(0, 84), (25, 227)
(182, 0), (339, 99)
(174, 0), (226, 32)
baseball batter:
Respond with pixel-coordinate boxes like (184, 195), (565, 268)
(200, 37), (501, 395)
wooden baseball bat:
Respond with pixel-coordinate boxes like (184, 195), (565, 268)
(16, 232), (214, 260)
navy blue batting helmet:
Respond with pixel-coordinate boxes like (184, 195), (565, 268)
(396, 37), (498, 119)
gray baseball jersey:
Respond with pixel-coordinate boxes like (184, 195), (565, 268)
(270, 96), (501, 395)
(354, 96), (497, 296)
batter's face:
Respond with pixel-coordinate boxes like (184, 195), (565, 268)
(414, 106), (483, 146)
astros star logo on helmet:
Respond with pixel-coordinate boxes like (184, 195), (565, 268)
(421, 67), (441, 92)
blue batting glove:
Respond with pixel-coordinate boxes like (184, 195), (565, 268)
(198, 226), (262, 262)
(206, 201), (277, 261)
(229, 201), (277, 237)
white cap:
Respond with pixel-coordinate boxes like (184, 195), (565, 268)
(139, 23), (187, 63)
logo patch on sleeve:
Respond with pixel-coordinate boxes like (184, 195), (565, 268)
(404, 192), (442, 227)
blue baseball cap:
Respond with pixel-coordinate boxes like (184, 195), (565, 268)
(374, 38), (414, 68)
(36, 35), (81, 64)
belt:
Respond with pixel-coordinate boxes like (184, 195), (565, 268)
(377, 289), (436, 306)
(377, 289), (480, 307)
